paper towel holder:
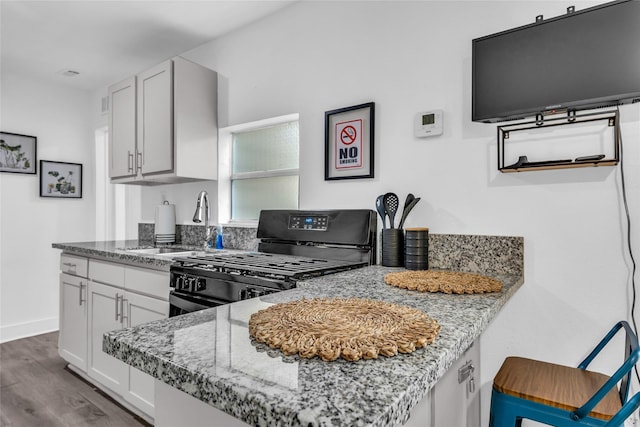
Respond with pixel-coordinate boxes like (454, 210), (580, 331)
(154, 200), (176, 245)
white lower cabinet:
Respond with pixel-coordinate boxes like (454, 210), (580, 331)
(87, 281), (129, 394)
(405, 340), (480, 427)
(431, 340), (480, 427)
(155, 381), (250, 427)
(87, 281), (169, 417)
(59, 272), (88, 370)
(123, 291), (169, 414)
(59, 254), (169, 422)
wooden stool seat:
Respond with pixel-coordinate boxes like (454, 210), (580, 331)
(493, 356), (622, 420)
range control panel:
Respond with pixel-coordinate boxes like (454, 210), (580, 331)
(257, 209), (376, 246)
(288, 214), (328, 231)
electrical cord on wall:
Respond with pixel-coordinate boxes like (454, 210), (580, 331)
(618, 105), (640, 387)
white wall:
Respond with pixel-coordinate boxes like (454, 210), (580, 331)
(141, 181), (218, 225)
(0, 72), (95, 342)
(164, 1), (636, 424)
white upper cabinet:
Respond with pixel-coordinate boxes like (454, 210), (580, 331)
(137, 60), (173, 176)
(108, 57), (218, 184)
(108, 77), (136, 179)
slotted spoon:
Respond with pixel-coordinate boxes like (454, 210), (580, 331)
(383, 193), (399, 229)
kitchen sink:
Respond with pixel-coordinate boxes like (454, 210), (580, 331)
(126, 247), (185, 255)
(121, 247), (210, 258)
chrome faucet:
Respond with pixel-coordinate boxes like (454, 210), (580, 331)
(192, 190), (213, 249)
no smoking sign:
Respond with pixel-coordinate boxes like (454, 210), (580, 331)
(335, 119), (363, 169)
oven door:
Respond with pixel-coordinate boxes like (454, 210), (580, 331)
(169, 290), (229, 317)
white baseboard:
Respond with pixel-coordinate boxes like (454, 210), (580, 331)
(0, 317), (58, 343)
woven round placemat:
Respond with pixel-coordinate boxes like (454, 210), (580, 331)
(248, 298), (440, 362)
(384, 270), (503, 294)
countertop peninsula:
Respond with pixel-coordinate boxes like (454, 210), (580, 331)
(103, 266), (523, 426)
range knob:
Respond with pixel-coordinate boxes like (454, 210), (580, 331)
(186, 277), (197, 291)
(248, 288), (268, 298)
(177, 276), (190, 291)
(241, 288), (260, 300)
(174, 275), (184, 289)
(196, 278), (206, 292)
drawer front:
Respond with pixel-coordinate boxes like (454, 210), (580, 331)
(60, 254), (89, 277)
(89, 259), (125, 288)
(125, 267), (170, 300)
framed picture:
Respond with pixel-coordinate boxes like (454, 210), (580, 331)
(39, 160), (83, 199)
(0, 132), (37, 174)
(324, 102), (375, 180)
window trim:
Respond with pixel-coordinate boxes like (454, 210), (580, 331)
(218, 113), (300, 225)
(231, 168), (299, 181)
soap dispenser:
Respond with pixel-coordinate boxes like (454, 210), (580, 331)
(215, 225), (224, 250)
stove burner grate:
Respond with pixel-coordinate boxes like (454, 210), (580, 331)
(174, 252), (363, 279)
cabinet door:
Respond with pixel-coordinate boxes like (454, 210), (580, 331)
(87, 281), (128, 395)
(137, 60), (173, 176)
(108, 76), (137, 179)
(431, 341), (481, 427)
(59, 273), (88, 371)
(123, 291), (170, 418)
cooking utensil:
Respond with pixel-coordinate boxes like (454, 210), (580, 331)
(398, 197), (421, 229)
(383, 192), (399, 229)
(375, 195), (387, 229)
(404, 193), (415, 208)
(400, 193), (415, 225)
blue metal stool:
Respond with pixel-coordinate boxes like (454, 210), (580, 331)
(490, 321), (640, 426)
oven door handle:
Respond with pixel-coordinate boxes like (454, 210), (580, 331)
(169, 291), (227, 313)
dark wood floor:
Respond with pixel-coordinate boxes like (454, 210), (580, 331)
(1, 331), (149, 427)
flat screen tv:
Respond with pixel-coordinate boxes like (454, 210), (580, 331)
(472, 0), (640, 123)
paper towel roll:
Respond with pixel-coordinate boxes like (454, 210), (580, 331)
(155, 201), (176, 243)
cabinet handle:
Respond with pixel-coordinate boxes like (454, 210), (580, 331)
(63, 262), (77, 274)
(127, 151), (134, 173)
(78, 282), (85, 306)
(121, 298), (128, 325)
(115, 293), (120, 321)
(137, 152), (143, 172)
(458, 360), (475, 383)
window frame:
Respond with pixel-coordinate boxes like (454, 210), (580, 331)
(218, 113), (300, 225)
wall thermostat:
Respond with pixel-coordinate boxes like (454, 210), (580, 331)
(414, 110), (443, 138)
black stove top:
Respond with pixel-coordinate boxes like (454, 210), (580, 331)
(173, 252), (366, 280)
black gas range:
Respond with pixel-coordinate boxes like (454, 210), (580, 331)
(169, 209), (377, 316)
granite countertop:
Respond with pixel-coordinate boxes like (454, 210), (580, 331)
(52, 240), (226, 270)
(103, 265), (524, 427)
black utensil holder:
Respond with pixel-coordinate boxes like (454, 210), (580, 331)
(404, 227), (429, 270)
(382, 229), (404, 267)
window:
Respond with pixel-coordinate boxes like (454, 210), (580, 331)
(218, 114), (299, 223)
